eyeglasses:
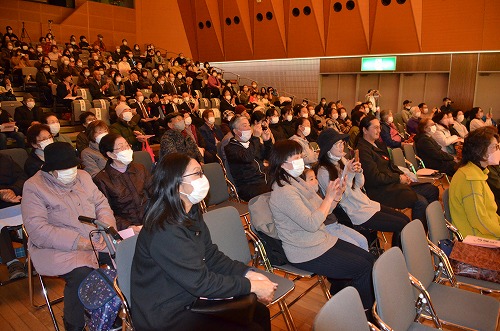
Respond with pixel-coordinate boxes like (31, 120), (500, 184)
(113, 144), (132, 152)
(490, 144), (500, 151)
(182, 170), (204, 178)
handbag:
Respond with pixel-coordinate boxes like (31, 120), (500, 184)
(449, 241), (500, 284)
(438, 238), (454, 257)
(78, 268), (121, 331)
(189, 293), (257, 325)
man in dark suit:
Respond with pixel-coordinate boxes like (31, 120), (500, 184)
(165, 73), (179, 96)
(124, 72), (140, 98)
(151, 74), (169, 97)
(14, 95), (44, 134)
(180, 77), (196, 97)
(88, 70), (108, 100)
(131, 91), (160, 138)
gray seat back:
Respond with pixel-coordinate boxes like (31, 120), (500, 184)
(203, 206), (251, 264)
(372, 247), (417, 331)
(314, 286), (372, 331)
(132, 151), (153, 174)
(426, 201), (451, 245)
(202, 163), (230, 206)
(401, 220), (435, 288)
(391, 147), (406, 169)
(403, 143), (419, 170)
(115, 235), (139, 302)
(442, 188), (452, 222)
(0, 148), (29, 169)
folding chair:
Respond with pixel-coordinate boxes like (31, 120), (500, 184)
(203, 207), (297, 331)
(314, 287), (380, 331)
(71, 99), (92, 125)
(21, 67), (39, 91)
(201, 163), (249, 225)
(133, 150), (154, 174)
(199, 98), (210, 110)
(402, 144), (449, 187)
(426, 201), (500, 294)
(210, 98), (220, 109)
(140, 89), (152, 99)
(248, 193), (332, 311)
(372, 247), (442, 331)
(91, 107), (110, 125)
(401, 220), (500, 330)
(390, 147), (413, 171)
(0, 100), (22, 118)
(76, 88), (92, 101)
(442, 188), (453, 225)
(113, 235), (138, 331)
(0, 148), (28, 169)
(23, 226), (64, 331)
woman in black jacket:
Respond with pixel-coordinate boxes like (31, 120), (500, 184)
(131, 153), (275, 331)
(414, 118), (458, 176)
(356, 115), (439, 230)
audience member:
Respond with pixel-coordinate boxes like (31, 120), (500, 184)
(406, 106), (421, 135)
(393, 100), (412, 131)
(81, 120), (108, 177)
(452, 109), (468, 138)
(94, 133), (150, 232)
(75, 111), (96, 154)
(356, 116), (439, 230)
(25, 124), (52, 177)
(0, 105), (25, 150)
(289, 117), (318, 165)
(449, 126), (500, 239)
(14, 95), (43, 134)
(131, 153), (273, 330)
(431, 111), (462, 154)
(22, 142), (116, 331)
(110, 108), (145, 151)
(266, 107), (287, 141)
(42, 113), (72, 144)
(225, 115), (272, 201)
(379, 109), (402, 148)
(348, 110), (365, 148)
(468, 107), (493, 132)
(160, 112), (203, 163)
(199, 109), (223, 162)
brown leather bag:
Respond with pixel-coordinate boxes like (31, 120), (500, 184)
(449, 241), (500, 284)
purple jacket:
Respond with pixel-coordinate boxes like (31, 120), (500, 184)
(22, 170), (116, 276)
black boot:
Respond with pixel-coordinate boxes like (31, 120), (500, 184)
(63, 319), (85, 331)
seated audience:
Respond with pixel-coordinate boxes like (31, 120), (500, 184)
(22, 142), (116, 331)
(88, 70), (109, 100)
(81, 120), (108, 177)
(14, 95), (43, 134)
(452, 109), (468, 139)
(269, 140), (375, 309)
(131, 90), (159, 137)
(220, 89), (236, 113)
(75, 111), (96, 154)
(251, 110), (274, 144)
(131, 153), (273, 330)
(289, 117), (318, 165)
(124, 73), (140, 97)
(348, 110), (365, 148)
(379, 109), (402, 148)
(406, 106), (421, 135)
(449, 127), (500, 239)
(225, 115), (273, 201)
(468, 107), (493, 132)
(316, 129), (410, 247)
(356, 116), (439, 230)
(414, 118), (458, 176)
(94, 133), (150, 232)
(42, 113), (72, 144)
(25, 124), (53, 177)
(280, 106), (296, 138)
(160, 112), (203, 163)
(110, 107), (145, 151)
(220, 109), (234, 136)
(199, 109), (223, 163)
(266, 107), (287, 141)
(0, 153), (27, 279)
(431, 111), (462, 154)
(487, 165), (500, 216)
(0, 105), (25, 150)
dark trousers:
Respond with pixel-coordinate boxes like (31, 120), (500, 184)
(358, 205), (410, 247)
(0, 131), (25, 149)
(292, 240), (375, 309)
(237, 182), (270, 202)
(410, 182), (440, 231)
(0, 227), (16, 264)
(173, 302), (270, 331)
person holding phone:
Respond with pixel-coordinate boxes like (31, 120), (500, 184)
(316, 129), (410, 247)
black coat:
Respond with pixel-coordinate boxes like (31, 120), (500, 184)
(357, 137), (417, 208)
(414, 133), (457, 176)
(124, 80), (139, 98)
(151, 82), (168, 97)
(24, 150), (44, 178)
(130, 206), (250, 330)
(0, 154), (26, 209)
(14, 105), (44, 134)
(224, 137), (272, 189)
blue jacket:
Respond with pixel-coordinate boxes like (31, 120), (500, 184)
(199, 123), (224, 154)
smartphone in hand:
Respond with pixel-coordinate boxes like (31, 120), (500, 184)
(354, 149), (359, 163)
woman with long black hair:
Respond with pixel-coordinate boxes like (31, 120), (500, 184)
(131, 153), (275, 331)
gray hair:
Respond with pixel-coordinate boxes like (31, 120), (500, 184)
(229, 114), (247, 132)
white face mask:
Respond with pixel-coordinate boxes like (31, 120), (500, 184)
(422, 107), (429, 114)
(225, 95), (231, 101)
(286, 115), (293, 122)
(239, 129), (252, 142)
(99, 70), (105, 76)
(387, 116), (394, 124)
(48, 122), (60, 135)
(181, 175), (210, 204)
(122, 112), (133, 122)
(63, 60), (69, 65)
(44, 68), (50, 73)
(184, 97), (190, 102)
(429, 125), (437, 134)
(284, 158), (305, 178)
(84, 71), (91, 77)
(115, 148), (133, 165)
(340, 113), (347, 120)
(456, 114), (464, 123)
(39, 137), (53, 150)
(184, 117), (192, 126)
(55, 167), (78, 185)
(270, 116), (279, 124)
(174, 120), (186, 131)
(137, 95), (144, 102)
(172, 98), (179, 104)
(301, 113), (308, 118)
(302, 126), (311, 137)
(309, 109), (315, 116)
(332, 113), (339, 120)
(327, 150), (342, 162)
(95, 132), (107, 144)
(26, 101), (35, 109)
(488, 150), (500, 166)
(227, 115), (233, 122)
(208, 116), (215, 124)
(415, 111), (421, 118)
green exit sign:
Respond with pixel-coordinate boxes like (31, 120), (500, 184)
(361, 57), (397, 71)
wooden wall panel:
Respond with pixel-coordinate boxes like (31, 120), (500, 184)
(483, 0), (500, 50)
(194, 0), (224, 61)
(286, 0), (325, 58)
(221, 0), (253, 61)
(320, 58), (362, 73)
(252, 0), (287, 60)
(478, 53), (500, 72)
(448, 53), (478, 111)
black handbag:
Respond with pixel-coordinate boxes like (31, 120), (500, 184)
(189, 293), (257, 325)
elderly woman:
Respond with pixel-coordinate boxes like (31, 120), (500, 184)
(131, 153), (275, 330)
(289, 117), (318, 165)
(22, 142), (116, 331)
(468, 107), (493, 132)
(414, 118), (458, 176)
(93, 133), (151, 232)
(269, 140), (374, 310)
(449, 126), (500, 239)
(431, 111), (462, 154)
(81, 120), (108, 177)
(25, 124), (53, 177)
